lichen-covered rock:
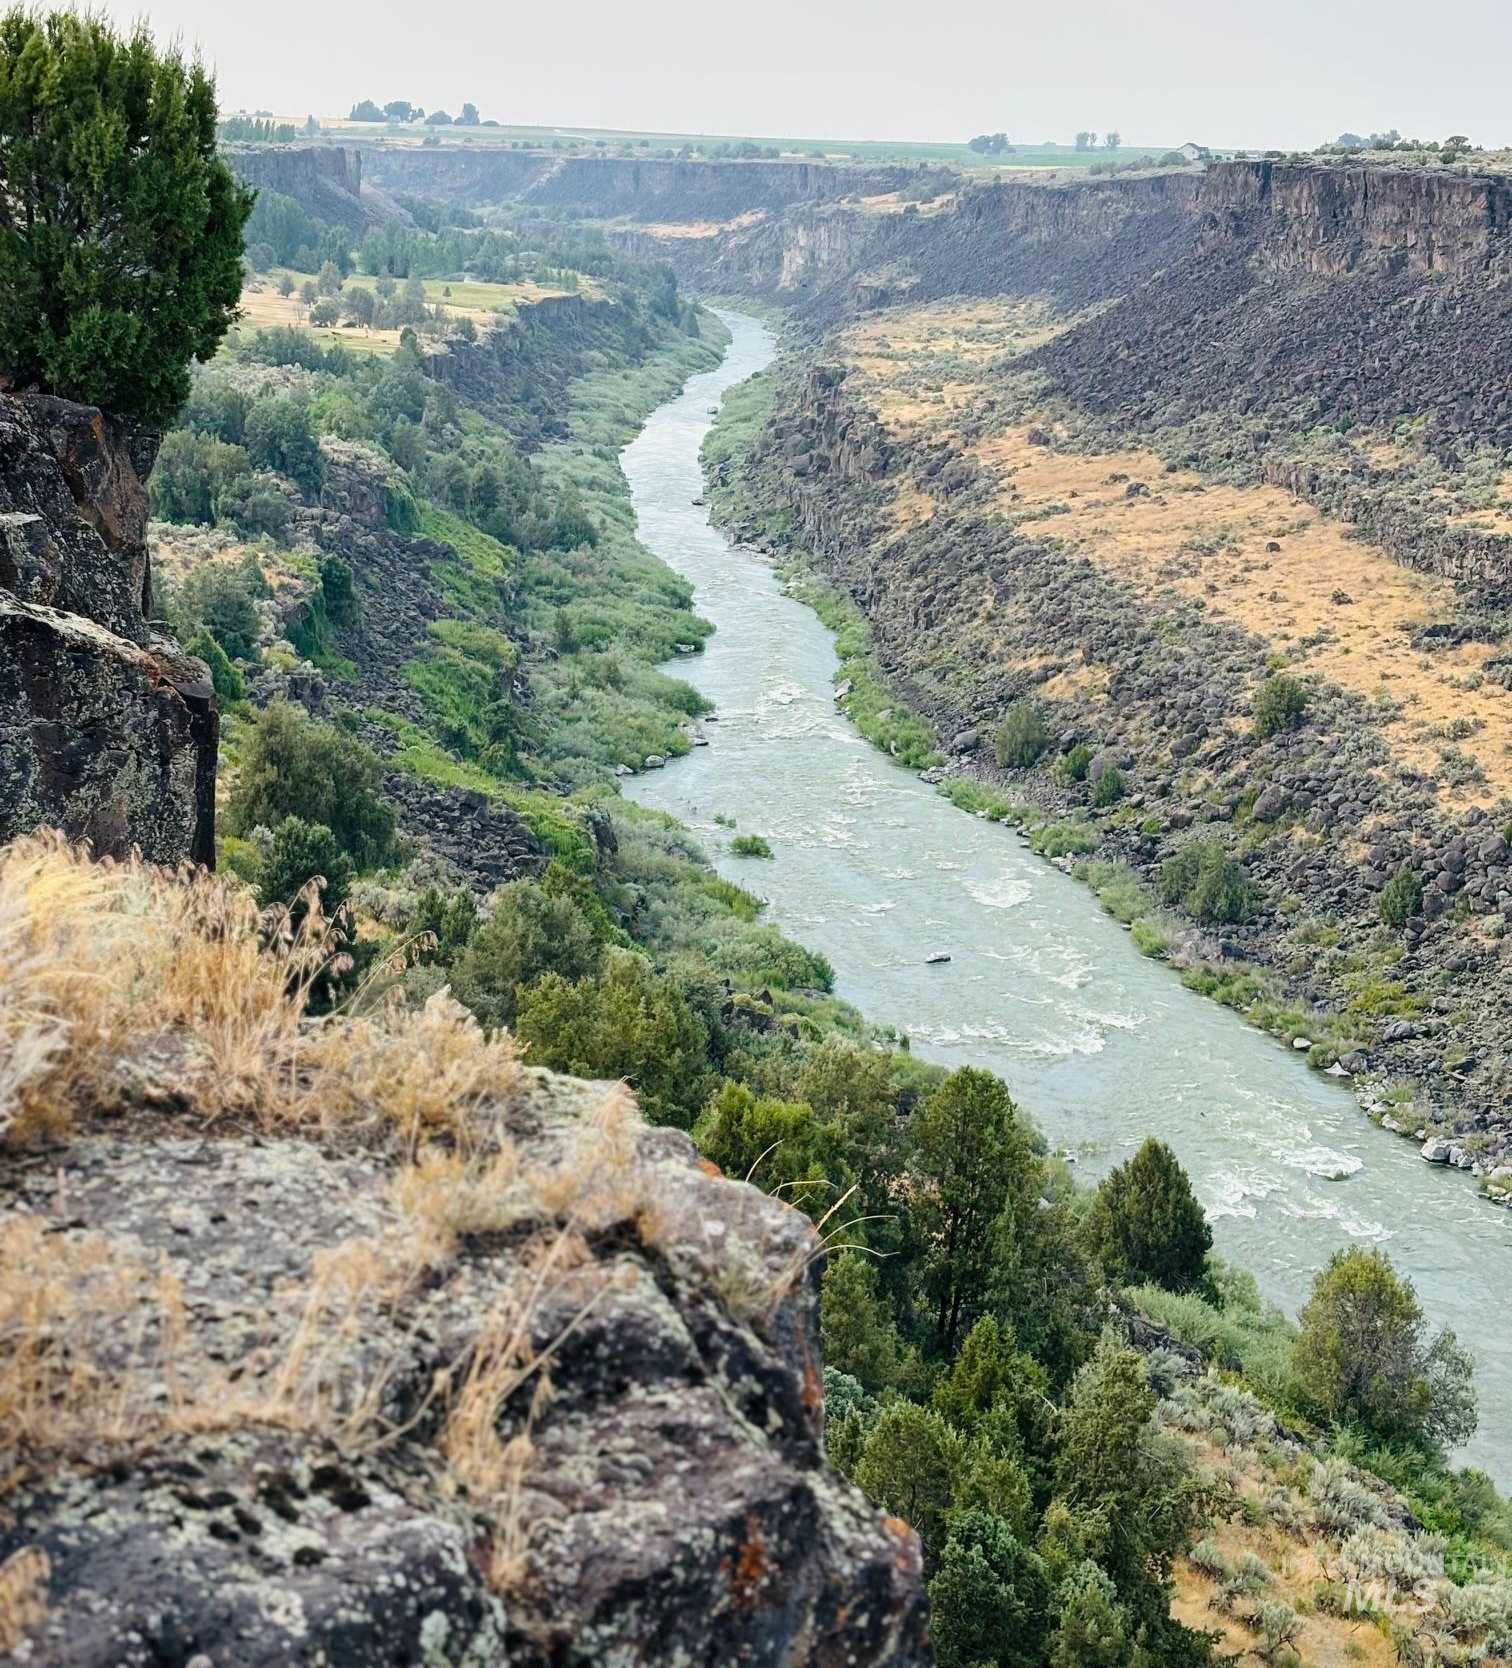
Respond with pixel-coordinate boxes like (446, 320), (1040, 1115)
(0, 1073), (930, 1665)
(0, 393), (216, 864)
(0, 597), (216, 867)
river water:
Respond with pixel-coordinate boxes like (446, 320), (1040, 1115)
(621, 310), (1512, 1480)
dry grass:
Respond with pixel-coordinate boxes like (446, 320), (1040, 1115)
(0, 833), (519, 1147)
(0, 840), (685, 1598)
(633, 209), (767, 239)
(967, 426), (1512, 803)
(235, 271), (592, 358)
(834, 292), (1512, 804)
(0, 1548), (49, 1655)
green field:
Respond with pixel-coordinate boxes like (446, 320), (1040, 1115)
(272, 114), (1204, 172)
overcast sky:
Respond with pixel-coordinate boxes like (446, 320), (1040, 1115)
(101, 0), (1512, 153)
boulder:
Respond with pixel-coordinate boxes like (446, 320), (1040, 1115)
(0, 1074), (931, 1667)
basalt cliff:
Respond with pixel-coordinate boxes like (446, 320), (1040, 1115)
(0, 396), (217, 866)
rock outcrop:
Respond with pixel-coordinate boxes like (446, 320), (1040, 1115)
(0, 395), (217, 865)
(0, 1064), (931, 1666)
(223, 144), (405, 231)
(362, 146), (912, 221)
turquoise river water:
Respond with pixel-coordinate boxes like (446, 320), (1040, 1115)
(621, 311), (1512, 1480)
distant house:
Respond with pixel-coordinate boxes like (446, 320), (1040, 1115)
(1178, 141), (1212, 163)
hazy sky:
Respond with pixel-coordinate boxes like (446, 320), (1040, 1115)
(101, 0), (1512, 153)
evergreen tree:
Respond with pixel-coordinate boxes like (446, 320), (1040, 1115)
(515, 951), (710, 1127)
(1084, 1138), (1212, 1292)
(227, 702), (395, 868)
(1048, 1560), (1130, 1668)
(693, 1082), (848, 1220)
(1052, 1337), (1204, 1637)
(911, 1067), (1039, 1353)
(1294, 1246), (1477, 1449)
(928, 1510), (1051, 1668)
(820, 1253), (911, 1392)
(854, 1401), (966, 1557)
(449, 879), (605, 1028)
(256, 816), (352, 923)
(244, 397), (324, 494)
(0, 10), (253, 424)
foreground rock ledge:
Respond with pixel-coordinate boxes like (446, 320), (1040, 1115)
(0, 1071), (930, 1667)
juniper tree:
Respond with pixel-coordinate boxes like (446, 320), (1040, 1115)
(0, 10), (253, 424)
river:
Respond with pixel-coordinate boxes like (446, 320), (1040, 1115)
(621, 309), (1512, 1481)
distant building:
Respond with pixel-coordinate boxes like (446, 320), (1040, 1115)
(1178, 142), (1212, 163)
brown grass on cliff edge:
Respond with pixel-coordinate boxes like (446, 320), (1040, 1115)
(0, 832), (520, 1147)
(0, 840), (685, 1607)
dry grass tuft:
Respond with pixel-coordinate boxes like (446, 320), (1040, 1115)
(0, 1214), (169, 1456)
(0, 1546), (50, 1654)
(0, 834), (519, 1147)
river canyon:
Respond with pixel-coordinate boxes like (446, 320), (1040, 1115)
(626, 310), (1512, 1482)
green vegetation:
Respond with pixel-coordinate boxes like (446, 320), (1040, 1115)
(1159, 840), (1258, 925)
(995, 700), (1051, 768)
(1251, 671), (1310, 739)
(730, 833), (773, 858)
(139, 193), (1512, 1667)
(0, 9), (253, 423)
(226, 701), (396, 870)
(1091, 764), (1125, 806)
(1084, 1139), (1212, 1293)
(1295, 1247), (1476, 1450)
(1380, 867), (1424, 927)
(785, 569), (944, 768)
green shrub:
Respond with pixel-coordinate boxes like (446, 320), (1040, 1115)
(226, 700), (396, 869)
(1029, 820), (1099, 858)
(449, 877), (607, 1029)
(995, 700), (1051, 768)
(937, 779), (1027, 822)
(1084, 1138), (1211, 1292)
(1130, 918), (1169, 957)
(515, 949), (711, 1127)
(170, 554), (266, 661)
(1092, 765), (1125, 806)
(1252, 673), (1309, 738)
(245, 396), (324, 495)
(1380, 869), (1423, 928)
(255, 815), (352, 921)
(1160, 840), (1258, 925)
(183, 626), (244, 703)
(1056, 742), (1093, 783)
(730, 833), (773, 858)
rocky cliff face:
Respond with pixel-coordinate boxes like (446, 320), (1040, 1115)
(2, 1087), (930, 1666)
(0, 975), (931, 1667)
(224, 144), (403, 230)
(611, 156), (1512, 338)
(0, 396), (216, 865)
(1198, 159), (1512, 278)
(362, 147), (912, 221)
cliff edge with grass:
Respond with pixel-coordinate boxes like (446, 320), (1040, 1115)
(0, 836), (931, 1665)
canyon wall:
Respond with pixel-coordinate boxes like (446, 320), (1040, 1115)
(223, 143), (402, 229)
(362, 146), (912, 219)
(0, 397), (217, 866)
